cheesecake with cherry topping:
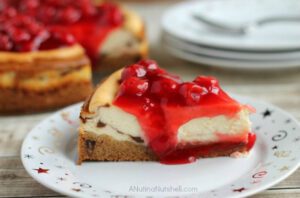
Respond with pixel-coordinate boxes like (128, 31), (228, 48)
(78, 60), (256, 164)
(0, 0), (147, 113)
(0, 0), (147, 70)
(0, 10), (93, 113)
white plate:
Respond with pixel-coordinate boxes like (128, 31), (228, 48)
(163, 33), (300, 61)
(162, 0), (300, 51)
(164, 44), (300, 70)
(21, 96), (300, 198)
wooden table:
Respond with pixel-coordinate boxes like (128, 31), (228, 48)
(0, 1), (299, 197)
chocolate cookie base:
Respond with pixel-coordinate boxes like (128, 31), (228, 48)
(78, 128), (248, 164)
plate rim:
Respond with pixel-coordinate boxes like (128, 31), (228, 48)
(164, 44), (300, 70)
(163, 33), (300, 61)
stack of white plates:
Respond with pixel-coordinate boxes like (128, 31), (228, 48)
(161, 0), (300, 70)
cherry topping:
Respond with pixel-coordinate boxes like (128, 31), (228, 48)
(78, 0), (96, 17)
(0, 0), (9, 11)
(97, 2), (123, 25)
(113, 60), (255, 164)
(0, 34), (12, 51)
(179, 82), (207, 105)
(137, 59), (165, 76)
(119, 77), (149, 97)
(0, 0), (124, 58)
(247, 133), (256, 151)
(59, 6), (81, 24)
(11, 29), (31, 43)
(150, 74), (180, 97)
(2, 7), (17, 17)
(20, 0), (39, 11)
(38, 5), (56, 23)
(194, 76), (218, 89)
(0, 9), (76, 52)
(121, 64), (147, 81)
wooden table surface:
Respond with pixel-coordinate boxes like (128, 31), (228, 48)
(0, 1), (299, 198)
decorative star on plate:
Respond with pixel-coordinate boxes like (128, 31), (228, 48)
(32, 136), (39, 140)
(285, 119), (291, 124)
(294, 137), (300, 142)
(262, 109), (272, 118)
(34, 167), (49, 174)
(233, 187), (246, 192)
(24, 154), (33, 159)
(272, 145), (278, 150)
(72, 188), (81, 192)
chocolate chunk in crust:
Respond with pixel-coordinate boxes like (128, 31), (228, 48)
(85, 140), (96, 156)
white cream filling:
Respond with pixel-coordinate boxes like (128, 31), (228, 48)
(100, 29), (140, 57)
(82, 106), (144, 144)
(82, 105), (251, 145)
(177, 110), (251, 143)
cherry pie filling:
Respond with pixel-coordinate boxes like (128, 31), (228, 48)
(0, 0), (123, 61)
(113, 60), (256, 164)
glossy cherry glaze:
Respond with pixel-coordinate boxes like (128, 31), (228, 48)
(0, 7), (76, 51)
(0, 0), (123, 59)
(113, 60), (256, 164)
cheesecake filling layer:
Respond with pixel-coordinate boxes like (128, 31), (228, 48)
(0, 65), (91, 91)
(82, 105), (251, 146)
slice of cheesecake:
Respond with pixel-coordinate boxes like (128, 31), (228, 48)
(78, 60), (256, 164)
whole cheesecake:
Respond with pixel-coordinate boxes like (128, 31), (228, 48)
(0, 0), (147, 113)
(0, 0), (147, 70)
(78, 60), (256, 164)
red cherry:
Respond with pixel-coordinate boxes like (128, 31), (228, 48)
(179, 82), (207, 105)
(52, 30), (76, 45)
(26, 22), (42, 35)
(193, 76), (219, 88)
(2, 7), (17, 18)
(120, 77), (149, 96)
(78, 0), (96, 17)
(150, 74), (180, 97)
(137, 59), (166, 76)
(109, 8), (123, 25)
(39, 6), (56, 23)
(16, 41), (36, 51)
(121, 64), (147, 81)
(13, 15), (33, 27)
(0, 34), (12, 50)
(98, 3), (123, 25)
(0, 0), (9, 11)
(59, 6), (81, 24)
(20, 0), (39, 11)
(11, 29), (31, 42)
(46, 0), (68, 7)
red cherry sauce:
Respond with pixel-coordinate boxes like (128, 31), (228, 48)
(0, 0), (123, 60)
(0, 6), (76, 52)
(113, 60), (256, 164)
